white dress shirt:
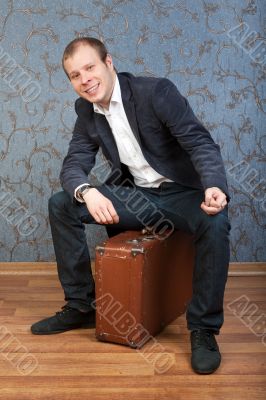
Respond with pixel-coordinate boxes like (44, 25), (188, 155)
(75, 75), (172, 201)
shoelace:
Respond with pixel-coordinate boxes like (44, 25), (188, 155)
(55, 305), (73, 316)
(193, 330), (218, 351)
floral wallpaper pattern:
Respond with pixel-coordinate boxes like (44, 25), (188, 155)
(0, 0), (265, 262)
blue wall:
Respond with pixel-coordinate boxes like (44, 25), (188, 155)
(0, 0), (265, 261)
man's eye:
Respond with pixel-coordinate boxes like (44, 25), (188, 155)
(87, 65), (94, 70)
(71, 75), (79, 80)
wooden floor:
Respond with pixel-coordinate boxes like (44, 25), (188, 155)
(0, 262), (265, 400)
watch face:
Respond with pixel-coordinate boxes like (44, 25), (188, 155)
(81, 185), (90, 193)
(79, 186), (91, 199)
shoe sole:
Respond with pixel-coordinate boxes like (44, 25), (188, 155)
(31, 322), (95, 335)
(192, 368), (219, 374)
(192, 362), (221, 375)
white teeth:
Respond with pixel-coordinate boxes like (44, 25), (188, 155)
(86, 84), (99, 94)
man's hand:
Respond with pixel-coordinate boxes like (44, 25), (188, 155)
(83, 188), (119, 224)
(201, 187), (227, 215)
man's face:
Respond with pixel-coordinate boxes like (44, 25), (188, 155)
(64, 44), (116, 109)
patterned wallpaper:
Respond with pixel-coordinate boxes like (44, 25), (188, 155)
(0, 0), (265, 262)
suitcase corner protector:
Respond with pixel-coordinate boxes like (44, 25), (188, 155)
(95, 244), (106, 256)
(128, 341), (139, 349)
(96, 332), (107, 341)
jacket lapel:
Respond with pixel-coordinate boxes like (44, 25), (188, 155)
(118, 74), (142, 146)
(94, 112), (120, 169)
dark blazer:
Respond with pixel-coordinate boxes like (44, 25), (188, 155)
(60, 72), (229, 200)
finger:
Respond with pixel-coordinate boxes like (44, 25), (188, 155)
(220, 199), (227, 208)
(97, 204), (119, 224)
(109, 213), (119, 224)
(106, 203), (119, 224)
(211, 192), (227, 208)
(94, 210), (110, 224)
(215, 197), (227, 209)
(204, 190), (212, 207)
(216, 196), (227, 207)
(213, 189), (226, 201)
(91, 205), (111, 223)
(200, 202), (222, 215)
(97, 208), (116, 224)
(209, 198), (222, 208)
(92, 211), (103, 224)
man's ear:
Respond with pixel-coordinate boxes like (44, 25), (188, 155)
(105, 54), (113, 69)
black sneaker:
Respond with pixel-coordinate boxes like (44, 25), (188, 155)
(190, 329), (221, 374)
(31, 305), (95, 335)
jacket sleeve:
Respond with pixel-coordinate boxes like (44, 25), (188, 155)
(151, 78), (230, 199)
(60, 110), (99, 198)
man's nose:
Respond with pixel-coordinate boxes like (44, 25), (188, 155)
(80, 72), (91, 85)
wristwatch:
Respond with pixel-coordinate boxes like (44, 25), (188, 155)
(77, 185), (93, 200)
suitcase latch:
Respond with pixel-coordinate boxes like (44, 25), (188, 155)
(131, 247), (145, 257)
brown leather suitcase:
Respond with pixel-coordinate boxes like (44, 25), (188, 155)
(94, 230), (194, 348)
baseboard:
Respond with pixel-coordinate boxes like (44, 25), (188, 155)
(0, 262), (57, 275)
(228, 262), (266, 276)
(0, 262), (265, 276)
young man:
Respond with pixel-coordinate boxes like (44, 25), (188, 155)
(31, 37), (231, 374)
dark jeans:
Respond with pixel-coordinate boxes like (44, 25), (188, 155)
(48, 182), (231, 333)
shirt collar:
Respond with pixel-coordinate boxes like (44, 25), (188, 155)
(93, 75), (122, 115)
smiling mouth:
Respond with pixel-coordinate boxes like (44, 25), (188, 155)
(84, 83), (100, 95)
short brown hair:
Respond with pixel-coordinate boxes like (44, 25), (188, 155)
(62, 37), (108, 77)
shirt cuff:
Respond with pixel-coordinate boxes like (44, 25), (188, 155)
(74, 183), (91, 203)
